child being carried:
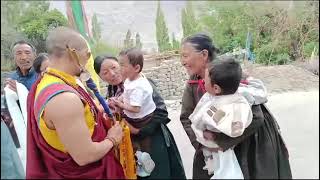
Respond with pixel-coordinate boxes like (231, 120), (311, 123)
(190, 57), (258, 179)
(112, 48), (156, 177)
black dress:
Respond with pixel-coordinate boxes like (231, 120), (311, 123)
(107, 79), (186, 179)
(217, 104), (292, 179)
(180, 75), (292, 179)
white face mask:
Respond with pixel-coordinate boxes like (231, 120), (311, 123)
(66, 45), (91, 82)
(79, 67), (91, 82)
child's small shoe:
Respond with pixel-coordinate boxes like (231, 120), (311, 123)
(135, 151), (155, 177)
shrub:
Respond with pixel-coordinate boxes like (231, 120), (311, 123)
(303, 41), (319, 58)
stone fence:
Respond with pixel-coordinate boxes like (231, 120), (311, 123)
(142, 57), (189, 100)
(140, 49), (247, 100)
(99, 53), (188, 102)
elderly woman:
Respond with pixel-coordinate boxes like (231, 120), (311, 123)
(94, 54), (186, 179)
(179, 33), (292, 179)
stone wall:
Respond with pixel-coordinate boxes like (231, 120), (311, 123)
(142, 57), (189, 100)
(98, 56), (188, 100)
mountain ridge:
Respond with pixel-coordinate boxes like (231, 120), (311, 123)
(50, 1), (186, 52)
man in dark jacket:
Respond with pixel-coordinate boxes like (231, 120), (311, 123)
(5, 40), (37, 92)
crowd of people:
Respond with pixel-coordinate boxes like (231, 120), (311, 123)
(1, 26), (292, 179)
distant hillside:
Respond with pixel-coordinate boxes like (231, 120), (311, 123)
(50, 1), (186, 52)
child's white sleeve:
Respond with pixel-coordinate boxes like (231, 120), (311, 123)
(128, 88), (144, 107)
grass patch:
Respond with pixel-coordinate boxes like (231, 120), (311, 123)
(1, 59), (15, 71)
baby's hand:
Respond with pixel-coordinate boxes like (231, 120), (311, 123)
(112, 98), (125, 109)
(117, 95), (124, 102)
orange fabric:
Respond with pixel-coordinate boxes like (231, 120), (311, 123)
(114, 113), (137, 179)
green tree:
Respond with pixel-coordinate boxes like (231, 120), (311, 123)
(17, 1), (67, 53)
(171, 32), (180, 50)
(1, 25), (26, 59)
(181, 1), (199, 38)
(1, 1), (27, 60)
(155, 1), (171, 52)
(124, 29), (134, 49)
(135, 33), (142, 50)
(199, 1), (253, 54)
(91, 13), (101, 43)
(1, 24), (26, 70)
(198, 1), (319, 64)
(1, 1), (26, 29)
(1, 1), (67, 60)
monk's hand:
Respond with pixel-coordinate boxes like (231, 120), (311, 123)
(123, 119), (140, 135)
(107, 121), (123, 145)
(203, 130), (216, 141)
(97, 103), (104, 113)
(5, 78), (17, 92)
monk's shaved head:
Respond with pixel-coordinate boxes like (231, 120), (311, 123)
(46, 26), (88, 56)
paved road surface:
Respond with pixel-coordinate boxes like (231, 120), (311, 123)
(167, 90), (319, 179)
